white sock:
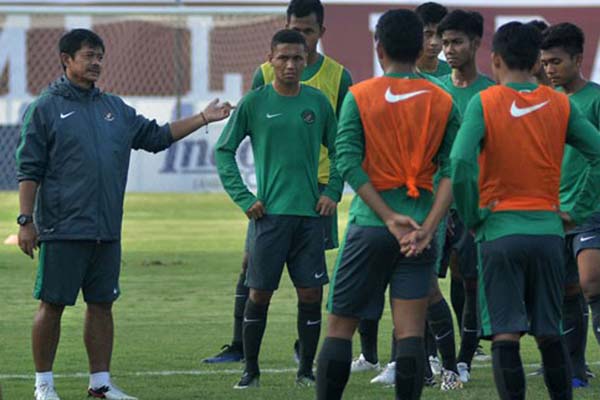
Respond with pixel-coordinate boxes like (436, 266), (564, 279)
(35, 371), (54, 389)
(89, 371), (110, 389)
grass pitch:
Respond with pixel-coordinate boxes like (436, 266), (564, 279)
(0, 192), (598, 399)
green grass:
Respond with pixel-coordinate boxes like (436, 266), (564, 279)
(0, 192), (598, 399)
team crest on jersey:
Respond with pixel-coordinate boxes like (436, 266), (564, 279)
(104, 112), (115, 122)
(301, 109), (315, 124)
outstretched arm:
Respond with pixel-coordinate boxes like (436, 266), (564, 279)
(170, 98), (233, 141)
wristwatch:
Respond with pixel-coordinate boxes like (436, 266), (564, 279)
(17, 214), (33, 226)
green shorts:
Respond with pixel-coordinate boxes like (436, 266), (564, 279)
(34, 240), (122, 306)
(246, 215), (328, 291)
(328, 224), (436, 320)
(478, 235), (565, 339)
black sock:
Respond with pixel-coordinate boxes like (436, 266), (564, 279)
(358, 319), (379, 364)
(562, 294), (586, 380)
(316, 337), (352, 400)
(589, 295), (600, 346)
(390, 329), (397, 363)
(427, 299), (457, 372)
(458, 285), (478, 366)
(424, 323), (437, 357)
(232, 271), (249, 348)
(539, 337), (573, 400)
(491, 341), (525, 400)
(297, 302), (322, 375)
(450, 278), (465, 328)
(395, 336), (425, 400)
(242, 300), (268, 375)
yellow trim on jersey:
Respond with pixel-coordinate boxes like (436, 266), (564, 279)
(260, 55), (344, 184)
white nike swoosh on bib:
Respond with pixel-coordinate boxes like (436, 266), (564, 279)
(60, 111), (75, 119)
(307, 320), (321, 326)
(314, 271), (325, 279)
(509, 100), (549, 117)
(580, 236), (596, 242)
(266, 113), (282, 119)
(384, 88), (429, 103)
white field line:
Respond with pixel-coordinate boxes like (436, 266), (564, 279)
(1, 361), (599, 380)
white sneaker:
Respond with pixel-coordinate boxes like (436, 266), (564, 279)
(428, 355), (442, 376)
(350, 354), (380, 373)
(34, 384), (60, 400)
(473, 346), (491, 362)
(87, 381), (137, 399)
(457, 362), (470, 383)
(440, 369), (463, 391)
(370, 362), (396, 385)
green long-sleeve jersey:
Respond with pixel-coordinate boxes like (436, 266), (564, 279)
(215, 84), (342, 217)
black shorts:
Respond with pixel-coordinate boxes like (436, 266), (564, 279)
(327, 224), (436, 321)
(33, 240), (121, 306)
(478, 235), (565, 339)
(448, 210), (478, 280)
(246, 215), (327, 291)
(436, 210), (478, 279)
(564, 228), (600, 285)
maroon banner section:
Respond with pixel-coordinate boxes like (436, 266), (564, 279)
(322, 5), (600, 83)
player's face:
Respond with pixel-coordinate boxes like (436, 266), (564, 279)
(287, 13), (324, 55)
(422, 23), (442, 59)
(540, 47), (581, 88)
(442, 30), (477, 69)
(270, 43), (307, 85)
(62, 44), (103, 88)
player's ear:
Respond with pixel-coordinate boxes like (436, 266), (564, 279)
(375, 40), (385, 63)
(267, 50), (273, 64)
(319, 25), (326, 39)
(530, 56), (542, 76)
(472, 37), (481, 51)
(574, 53), (583, 69)
(491, 52), (502, 70)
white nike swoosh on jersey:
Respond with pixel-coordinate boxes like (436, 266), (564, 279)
(314, 271), (325, 279)
(266, 113), (282, 119)
(509, 100), (549, 117)
(243, 317), (262, 323)
(307, 320), (321, 326)
(580, 236), (596, 242)
(384, 88), (430, 103)
(60, 111), (75, 119)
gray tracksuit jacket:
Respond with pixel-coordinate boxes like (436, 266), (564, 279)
(16, 76), (173, 241)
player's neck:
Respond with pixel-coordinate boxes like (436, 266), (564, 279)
(307, 51), (320, 66)
(416, 56), (438, 73)
(273, 80), (301, 96)
(499, 70), (537, 86)
(451, 62), (478, 88)
(384, 61), (416, 75)
(562, 74), (587, 95)
(65, 72), (93, 90)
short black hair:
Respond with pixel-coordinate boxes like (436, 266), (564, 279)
(271, 29), (308, 51)
(493, 21), (542, 71)
(287, 0), (324, 27)
(527, 20), (548, 33)
(437, 10), (484, 39)
(415, 2), (448, 26)
(541, 22), (585, 57)
(59, 29), (104, 58)
(375, 9), (423, 64)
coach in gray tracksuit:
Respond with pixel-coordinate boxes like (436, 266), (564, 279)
(15, 29), (232, 400)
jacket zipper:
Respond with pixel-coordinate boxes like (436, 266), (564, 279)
(89, 95), (103, 243)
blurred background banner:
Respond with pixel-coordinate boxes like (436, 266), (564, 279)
(0, 1), (598, 192)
